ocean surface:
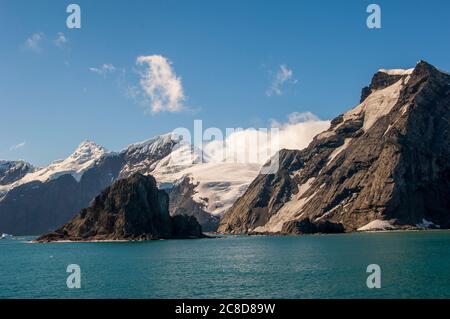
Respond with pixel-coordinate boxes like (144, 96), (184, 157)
(1, 231), (450, 298)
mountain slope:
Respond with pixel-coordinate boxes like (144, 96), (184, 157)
(0, 152), (124, 235)
(219, 61), (450, 234)
(0, 134), (261, 234)
(0, 137), (174, 235)
(152, 143), (261, 231)
(0, 160), (34, 192)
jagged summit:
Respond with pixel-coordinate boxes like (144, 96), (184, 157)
(15, 140), (108, 185)
(219, 61), (450, 234)
(75, 140), (106, 153)
(119, 133), (181, 178)
(360, 60), (441, 102)
(0, 160), (34, 186)
(125, 133), (181, 151)
(70, 140), (107, 162)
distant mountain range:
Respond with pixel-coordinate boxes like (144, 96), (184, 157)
(1, 61), (449, 236)
(219, 61), (450, 234)
(0, 134), (261, 235)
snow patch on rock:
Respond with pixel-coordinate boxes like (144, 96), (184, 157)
(378, 68), (414, 76)
(416, 218), (440, 229)
(344, 77), (405, 131)
(253, 177), (316, 233)
(328, 138), (352, 164)
(357, 219), (396, 231)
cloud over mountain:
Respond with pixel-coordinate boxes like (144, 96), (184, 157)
(136, 55), (186, 113)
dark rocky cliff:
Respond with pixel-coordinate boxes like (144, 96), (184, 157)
(36, 173), (204, 242)
(219, 61), (450, 234)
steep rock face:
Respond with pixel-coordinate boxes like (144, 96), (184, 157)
(219, 61), (450, 234)
(119, 134), (179, 178)
(166, 176), (220, 232)
(36, 174), (204, 242)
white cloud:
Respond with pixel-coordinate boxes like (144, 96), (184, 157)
(24, 32), (69, 52)
(271, 111), (320, 127)
(201, 112), (330, 165)
(24, 33), (44, 52)
(54, 32), (68, 48)
(89, 64), (116, 75)
(266, 64), (297, 97)
(136, 55), (185, 113)
(9, 142), (26, 151)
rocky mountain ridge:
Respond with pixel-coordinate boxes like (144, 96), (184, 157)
(0, 160), (34, 187)
(219, 61), (450, 234)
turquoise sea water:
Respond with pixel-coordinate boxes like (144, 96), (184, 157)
(1, 231), (449, 298)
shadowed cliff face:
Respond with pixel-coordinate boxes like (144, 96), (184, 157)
(166, 176), (220, 232)
(219, 61), (450, 234)
(36, 173), (204, 242)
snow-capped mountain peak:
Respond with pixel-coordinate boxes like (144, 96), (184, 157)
(69, 140), (107, 165)
(378, 68), (414, 76)
(119, 133), (182, 178)
(14, 140), (108, 185)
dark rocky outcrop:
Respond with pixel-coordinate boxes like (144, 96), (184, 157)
(36, 174), (204, 242)
(219, 61), (450, 234)
(281, 218), (344, 234)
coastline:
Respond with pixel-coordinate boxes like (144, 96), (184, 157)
(23, 228), (450, 244)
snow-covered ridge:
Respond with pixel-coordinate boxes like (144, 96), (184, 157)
(344, 76), (406, 131)
(378, 68), (414, 76)
(123, 133), (179, 155)
(153, 143), (261, 216)
(0, 160), (34, 176)
(316, 69), (410, 145)
(0, 160), (33, 169)
(13, 141), (108, 186)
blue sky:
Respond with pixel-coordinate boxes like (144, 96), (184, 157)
(1, 0), (449, 165)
